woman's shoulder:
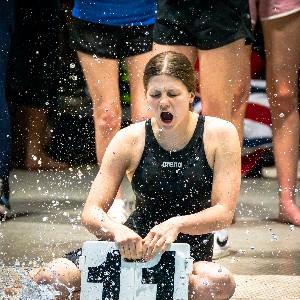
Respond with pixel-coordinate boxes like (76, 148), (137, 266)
(202, 116), (239, 153)
(112, 121), (146, 146)
(103, 121), (146, 167)
(202, 116), (240, 167)
(120, 120), (146, 136)
(203, 116), (237, 137)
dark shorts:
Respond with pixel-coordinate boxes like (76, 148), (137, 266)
(64, 248), (82, 267)
(69, 17), (154, 59)
(153, 0), (254, 50)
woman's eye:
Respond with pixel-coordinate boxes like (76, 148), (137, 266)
(168, 93), (178, 97)
(150, 94), (161, 98)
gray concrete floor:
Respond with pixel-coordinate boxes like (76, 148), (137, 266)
(1, 166), (300, 299)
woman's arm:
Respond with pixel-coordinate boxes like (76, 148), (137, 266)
(175, 117), (241, 234)
(81, 123), (145, 260)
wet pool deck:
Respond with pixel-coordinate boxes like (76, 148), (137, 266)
(1, 166), (299, 299)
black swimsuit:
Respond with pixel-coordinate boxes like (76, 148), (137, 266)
(125, 116), (214, 261)
(65, 116), (214, 266)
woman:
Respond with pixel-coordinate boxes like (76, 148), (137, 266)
(25, 51), (241, 299)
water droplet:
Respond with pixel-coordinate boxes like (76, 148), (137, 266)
(231, 257), (238, 263)
(271, 233), (278, 241)
(202, 281), (209, 286)
(101, 226), (109, 233)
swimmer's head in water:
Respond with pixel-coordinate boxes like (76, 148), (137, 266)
(143, 51), (195, 94)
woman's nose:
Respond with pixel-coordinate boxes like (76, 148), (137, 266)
(159, 98), (170, 110)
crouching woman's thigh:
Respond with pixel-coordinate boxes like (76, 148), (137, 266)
(33, 258), (81, 300)
(188, 261), (236, 300)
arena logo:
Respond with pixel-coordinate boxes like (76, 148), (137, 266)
(162, 162), (183, 168)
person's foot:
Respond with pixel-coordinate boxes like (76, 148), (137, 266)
(278, 202), (300, 226)
(212, 229), (231, 259)
(25, 152), (69, 170)
(107, 199), (129, 224)
(0, 178), (11, 220)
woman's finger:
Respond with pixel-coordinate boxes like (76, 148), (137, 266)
(123, 246), (132, 260)
(134, 240), (143, 260)
(143, 236), (161, 260)
(160, 238), (172, 254)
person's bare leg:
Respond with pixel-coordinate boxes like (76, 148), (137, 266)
(77, 51), (124, 215)
(77, 52), (121, 167)
(231, 44), (252, 147)
(199, 39), (246, 122)
(230, 44), (252, 223)
(188, 261), (236, 300)
(5, 259), (81, 299)
(24, 107), (69, 170)
(125, 51), (154, 123)
(262, 13), (300, 226)
(200, 40), (249, 227)
(33, 258), (81, 299)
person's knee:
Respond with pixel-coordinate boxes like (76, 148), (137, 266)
(269, 89), (298, 114)
(233, 84), (250, 111)
(94, 109), (122, 133)
(33, 266), (58, 286)
(32, 264), (78, 299)
(189, 264), (236, 299)
(212, 268), (236, 299)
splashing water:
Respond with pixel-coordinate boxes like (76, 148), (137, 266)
(21, 280), (58, 300)
(2, 267), (75, 300)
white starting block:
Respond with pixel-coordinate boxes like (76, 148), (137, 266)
(79, 241), (193, 300)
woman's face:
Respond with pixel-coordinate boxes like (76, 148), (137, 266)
(145, 75), (194, 128)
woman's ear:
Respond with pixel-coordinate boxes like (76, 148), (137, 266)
(190, 92), (195, 103)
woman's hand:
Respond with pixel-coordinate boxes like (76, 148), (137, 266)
(142, 217), (181, 261)
(113, 224), (144, 261)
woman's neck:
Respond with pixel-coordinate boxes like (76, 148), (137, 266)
(152, 112), (198, 152)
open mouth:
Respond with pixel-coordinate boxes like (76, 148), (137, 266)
(160, 112), (173, 123)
